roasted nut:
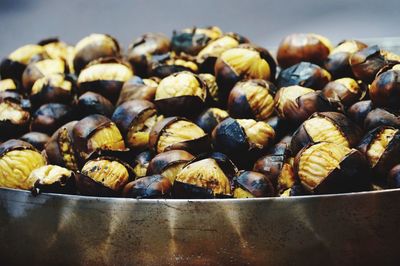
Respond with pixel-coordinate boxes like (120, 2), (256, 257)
(195, 107), (229, 134)
(347, 100), (373, 127)
(324, 40), (367, 79)
(73, 114), (126, 162)
(154, 71), (207, 117)
(322, 78), (366, 108)
(291, 112), (362, 155)
(20, 132), (50, 151)
(77, 91), (114, 118)
(369, 69), (400, 109)
(0, 79), (18, 92)
(126, 33), (171, 77)
(198, 73), (220, 105)
(228, 79), (276, 120)
(149, 117), (210, 155)
(147, 150), (194, 184)
(30, 103), (75, 135)
(30, 73), (74, 107)
(294, 142), (371, 194)
(276, 62), (331, 90)
(45, 121), (79, 171)
(388, 164), (400, 188)
(149, 52), (198, 78)
(77, 59), (133, 104)
(0, 139), (46, 189)
(122, 174), (172, 198)
(76, 157), (133, 197)
(277, 33), (333, 68)
(358, 126), (400, 178)
(132, 150), (154, 178)
(0, 95), (31, 140)
(364, 108), (400, 131)
(112, 100), (160, 150)
(22, 58), (67, 92)
(173, 152), (237, 198)
(0, 44), (48, 82)
(171, 26), (223, 56)
(214, 44), (276, 103)
(38, 38), (75, 71)
(233, 171), (275, 198)
(29, 165), (75, 195)
(117, 76), (158, 105)
(73, 33), (120, 74)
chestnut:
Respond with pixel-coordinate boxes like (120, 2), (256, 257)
(214, 43), (276, 103)
(265, 116), (297, 142)
(171, 26), (223, 56)
(388, 164), (400, 188)
(154, 71), (207, 117)
(195, 107), (229, 134)
(112, 100), (161, 150)
(324, 40), (368, 79)
(232, 171), (275, 198)
(76, 156), (133, 197)
(173, 152), (237, 198)
(227, 79), (276, 120)
(294, 142), (371, 194)
(369, 69), (400, 109)
(147, 150), (194, 184)
(0, 93), (31, 140)
(149, 52), (198, 78)
(38, 38), (75, 71)
(0, 139), (46, 189)
(276, 62), (331, 90)
(149, 116), (210, 155)
(29, 165), (76, 195)
(198, 73), (220, 105)
(0, 79), (18, 92)
(321, 78), (366, 108)
(349, 45), (387, 83)
(73, 33), (120, 74)
(77, 58), (133, 104)
(291, 112), (362, 155)
(364, 108), (400, 131)
(0, 44), (48, 82)
(277, 33), (333, 68)
(132, 150), (154, 178)
(73, 114), (126, 162)
(347, 100), (373, 127)
(126, 33), (171, 77)
(357, 126), (400, 178)
(117, 76), (158, 105)
(212, 117), (275, 167)
(45, 121), (79, 171)
(77, 91), (114, 118)
(20, 132), (50, 151)
(122, 175), (172, 199)
(30, 103), (75, 135)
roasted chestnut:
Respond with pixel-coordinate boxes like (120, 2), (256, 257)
(0, 139), (46, 189)
(276, 62), (331, 90)
(324, 40), (367, 78)
(77, 58), (133, 104)
(45, 121), (79, 171)
(277, 33), (333, 68)
(358, 126), (400, 178)
(117, 76), (158, 105)
(364, 108), (400, 131)
(77, 91), (114, 118)
(232, 171), (275, 198)
(321, 78), (365, 108)
(76, 156), (133, 197)
(369, 69), (400, 109)
(291, 112), (362, 155)
(132, 150), (154, 178)
(154, 71), (207, 117)
(294, 142), (371, 194)
(126, 33), (171, 77)
(0, 79), (18, 92)
(171, 26), (223, 56)
(347, 100), (373, 127)
(388, 164), (400, 188)
(73, 33), (120, 74)
(73, 114), (126, 162)
(149, 117), (210, 155)
(265, 116), (296, 142)
(20, 132), (50, 151)
(122, 175), (172, 198)
(149, 52), (198, 78)
(173, 152), (237, 198)
(0, 93), (31, 140)
(195, 107), (229, 134)
(198, 73), (220, 105)
(112, 100), (161, 150)
(29, 165), (75, 195)
(147, 150), (194, 184)
(38, 38), (75, 71)
(228, 79), (276, 120)
(30, 103), (75, 135)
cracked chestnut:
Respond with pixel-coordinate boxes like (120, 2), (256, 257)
(369, 69), (400, 109)
(29, 165), (76, 195)
(20, 132), (50, 151)
(122, 174), (172, 198)
(363, 108), (400, 131)
(30, 103), (75, 135)
(132, 150), (154, 178)
(233, 170), (275, 198)
(195, 107), (229, 134)
(117, 76), (158, 105)
(77, 91), (114, 118)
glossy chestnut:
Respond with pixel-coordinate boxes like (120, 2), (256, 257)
(117, 76), (158, 105)
(20, 132), (50, 151)
(195, 107), (229, 134)
(30, 103), (75, 135)
(77, 91), (114, 118)
(29, 165), (76, 195)
(132, 150), (154, 178)
(233, 170), (275, 198)
(369, 69), (400, 109)
(122, 175), (172, 198)
(321, 78), (366, 108)
(364, 108), (400, 131)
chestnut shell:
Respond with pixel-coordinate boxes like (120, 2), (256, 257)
(122, 175), (172, 199)
(20, 132), (50, 151)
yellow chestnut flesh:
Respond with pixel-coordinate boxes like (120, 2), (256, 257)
(27, 165), (71, 187)
(8, 44), (45, 64)
(303, 117), (349, 147)
(78, 63), (133, 83)
(88, 124), (126, 151)
(127, 110), (160, 149)
(366, 128), (397, 167)
(233, 187), (254, 198)
(236, 119), (275, 148)
(155, 72), (206, 100)
(0, 79), (17, 91)
(242, 82), (274, 119)
(0, 102), (26, 124)
(32, 73), (72, 95)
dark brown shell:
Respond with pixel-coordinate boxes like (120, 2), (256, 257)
(234, 170), (275, 197)
(31, 171), (76, 196)
(369, 69), (400, 109)
(364, 108), (400, 131)
(78, 80), (124, 104)
(322, 80), (366, 108)
(20, 132), (50, 151)
(350, 45), (386, 83)
(347, 100), (373, 127)
(0, 139), (37, 157)
(195, 108), (229, 134)
(117, 76), (157, 105)
(77, 91), (114, 118)
(22, 60), (68, 92)
(0, 98), (31, 140)
(146, 150), (194, 176)
(388, 164), (400, 188)
(30, 103), (75, 135)
(122, 175), (172, 199)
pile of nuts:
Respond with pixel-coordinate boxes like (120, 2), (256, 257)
(0, 27), (400, 199)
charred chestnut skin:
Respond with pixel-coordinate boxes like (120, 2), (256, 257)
(20, 132), (50, 151)
(388, 164), (400, 188)
(195, 107), (229, 134)
(117, 76), (157, 105)
(369, 69), (400, 109)
(321, 78), (366, 108)
(233, 171), (275, 197)
(347, 100), (373, 127)
(122, 175), (172, 198)
(149, 52), (198, 79)
(0, 93), (31, 140)
(265, 116), (296, 142)
(364, 108), (400, 131)
(146, 150), (194, 176)
(132, 150), (154, 178)
(30, 166), (76, 196)
(30, 103), (75, 135)
(77, 91), (114, 118)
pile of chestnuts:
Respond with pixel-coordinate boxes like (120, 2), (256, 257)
(1, 28), (400, 199)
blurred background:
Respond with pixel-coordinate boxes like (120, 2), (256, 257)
(0, 0), (399, 56)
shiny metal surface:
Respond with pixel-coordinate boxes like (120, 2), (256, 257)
(1, 187), (400, 265)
